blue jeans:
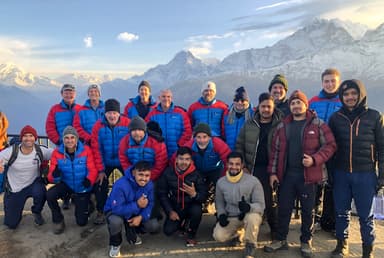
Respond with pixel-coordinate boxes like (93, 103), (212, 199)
(333, 170), (376, 245)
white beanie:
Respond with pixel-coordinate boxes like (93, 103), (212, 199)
(201, 81), (216, 94)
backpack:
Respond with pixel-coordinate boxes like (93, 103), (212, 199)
(1, 143), (48, 193)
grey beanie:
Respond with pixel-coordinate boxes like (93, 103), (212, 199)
(129, 116), (147, 131)
(138, 80), (151, 92)
(63, 126), (79, 140)
(88, 84), (101, 96)
(193, 123), (212, 137)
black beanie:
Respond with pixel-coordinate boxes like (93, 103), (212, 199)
(129, 116), (147, 131)
(193, 123), (212, 137)
(234, 86), (250, 101)
(138, 80), (151, 92)
(268, 74), (288, 92)
(105, 98), (120, 113)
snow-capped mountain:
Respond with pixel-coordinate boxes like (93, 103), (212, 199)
(55, 73), (112, 88)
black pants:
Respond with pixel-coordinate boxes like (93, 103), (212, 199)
(254, 166), (278, 236)
(46, 182), (91, 226)
(163, 203), (202, 238)
(201, 167), (222, 205)
(94, 166), (122, 212)
(3, 178), (46, 229)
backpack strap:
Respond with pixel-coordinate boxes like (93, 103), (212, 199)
(2, 144), (19, 193)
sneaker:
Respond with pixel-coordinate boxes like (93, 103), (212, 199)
(300, 242), (314, 258)
(62, 199), (70, 210)
(94, 212), (106, 225)
(264, 240), (288, 252)
(53, 221), (65, 235)
(33, 213), (45, 226)
(244, 243), (256, 258)
(109, 245), (121, 258)
(314, 222), (322, 232)
(134, 235), (142, 245)
(186, 238), (197, 247)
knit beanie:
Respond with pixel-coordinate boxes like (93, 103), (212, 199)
(268, 74), (288, 92)
(289, 90), (308, 107)
(129, 116), (147, 131)
(193, 123), (212, 137)
(105, 98), (120, 113)
(62, 126), (79, 140)
(201, 81), (216, 94)
(61, 83), (76, 93)
(234, 86), (249, 101)
(88, 84), (101, 96)
(138, 80), (151, 92)
(20, 125), (38, 140)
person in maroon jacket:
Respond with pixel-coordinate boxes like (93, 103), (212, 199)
(264, 90), (336, 258)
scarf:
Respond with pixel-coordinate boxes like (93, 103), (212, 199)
(227, 105), (251, 124)
(226, 170), (243, 183)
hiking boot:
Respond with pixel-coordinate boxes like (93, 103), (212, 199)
(244, 242), (256, 258)
(300, 242), (314, 258)
(53, 221), (65, 235)
(33, 213), (45, 226)
(134, 235), (142, 245)
(94, 212), (106, 225)
(362, 244), (373, 258)
(331, 239), (349, 258)
(109, 245), (121, 258)
(186, 238), (197, 247)
(264, 240), (288, 252)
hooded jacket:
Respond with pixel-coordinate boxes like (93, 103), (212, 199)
(158, 161), (207, 213)
(268, 110), (337, 184)
(104, 166), (154, 222)
(329, 79), (384, 176)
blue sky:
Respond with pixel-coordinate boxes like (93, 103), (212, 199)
(1, 0), (383, 78)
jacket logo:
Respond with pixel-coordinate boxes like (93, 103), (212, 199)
(308, 130), (315, 135)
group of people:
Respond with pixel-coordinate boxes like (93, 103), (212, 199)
(0, 68), (383, 258)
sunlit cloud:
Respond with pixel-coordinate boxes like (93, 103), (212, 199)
(117, 32), (139, 42)
(83, 36), (93, 48)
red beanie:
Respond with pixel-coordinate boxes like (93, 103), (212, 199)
(20, 125), (38, 140)
(289, 90), (308, 107)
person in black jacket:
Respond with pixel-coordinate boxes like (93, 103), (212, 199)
(328, 79), (384, 258)
(158, 146), (208, 247)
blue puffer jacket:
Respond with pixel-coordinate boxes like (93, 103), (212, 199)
(309, 90), (341, 123)
(50, 142), (97, 193)
(223, 106), (254, 150)
(189, 139), (224, 173)
(123, 95), (157, 119)
(92, 116), (130, 171)
(104, 166), (154, 222)
(124, 134), (156, 166)
(77, 100), (104, 133)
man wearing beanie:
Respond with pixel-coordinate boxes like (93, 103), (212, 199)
(265, 90), (336, 257)
(123, 80), (158, 119)
(308, 68), (342, 233)
(119, 116), (168, 233)
(236, 92), (283, 240)
(46, 84), (81, 146)
(74, 84), (104, 145)
(146, 89), (192, 158)
(91, 98), (131, 225)
(187, 81), (228, 137)
(328, 80), (384, 258)
(0, 125), (53, 229)
(46, 126), (98, 234)
(213, 152), (265, 258)
(183, 123), (231, 213)
(223, 86), (254, 150)
(268, 74), (290, 116)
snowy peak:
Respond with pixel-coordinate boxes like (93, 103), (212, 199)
(55, 73), (111, 87)
(330, 18), (368, 39)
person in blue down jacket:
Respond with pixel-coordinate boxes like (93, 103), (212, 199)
(104, 161), (156, 258)
(223, 86), (254, 150)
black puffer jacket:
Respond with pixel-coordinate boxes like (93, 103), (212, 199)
(329, 79), (384, 176)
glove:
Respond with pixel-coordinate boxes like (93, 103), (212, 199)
(125, 225), (138, 244)
(376, 177), (384, 194)
(82, 178), (91, 188)
(218, 214), (229, 227)
(52, 167), (62, 178)
(238, 196), (251, 214)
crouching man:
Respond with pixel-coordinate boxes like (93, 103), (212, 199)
(104, 161), (158, 258)
(213, 152), (265, 258)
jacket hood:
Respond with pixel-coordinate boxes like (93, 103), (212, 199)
(339, 79), (367, 110)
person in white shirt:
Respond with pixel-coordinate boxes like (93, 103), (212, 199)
(0, 125), (53, 229)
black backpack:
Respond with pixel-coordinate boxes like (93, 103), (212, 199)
(1, 144), (47, 193)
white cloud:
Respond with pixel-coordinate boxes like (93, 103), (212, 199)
(186, 41), (212, 57)
(117, 32), (139, 42)
(83, 36), (93, 48)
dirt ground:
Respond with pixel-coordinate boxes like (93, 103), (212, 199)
(0, 194), (383, 258)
